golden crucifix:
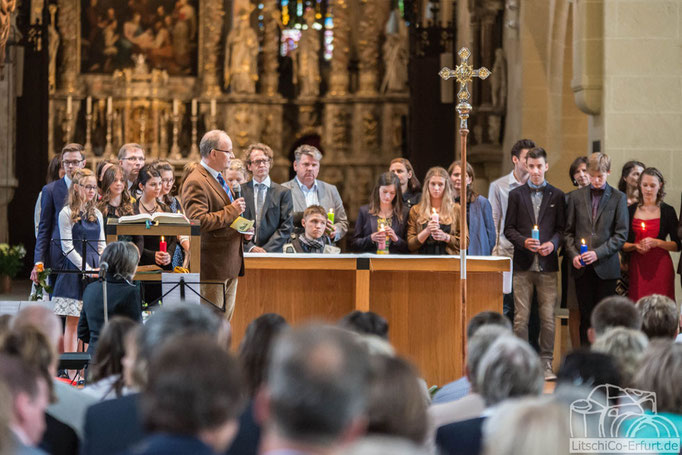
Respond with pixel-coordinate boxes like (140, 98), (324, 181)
(438, 47), (491, 364)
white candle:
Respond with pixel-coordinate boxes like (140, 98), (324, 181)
(107, 96), (112, 115)
(173, 99), (179, 115)
(66, 96), (72, 115)
(86, 96), (92, 114)
(191, 98), (197, 116)
(210, 99), (216, 117)
(431, 208), (439, 223)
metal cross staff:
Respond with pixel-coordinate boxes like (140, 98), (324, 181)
(439, 47), (491, 363)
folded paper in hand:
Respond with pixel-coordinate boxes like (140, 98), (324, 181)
(230, 216), (255, 233)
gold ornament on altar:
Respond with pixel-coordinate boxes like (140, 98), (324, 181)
(439, 47), (491, 129)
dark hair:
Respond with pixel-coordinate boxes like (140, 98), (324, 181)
(98, 164), (134, 218)
(47, 155), (63, 184)
(637, 294), (680, 340)
(510, 139), (536, 161)
(637, 167), (666, 206)
(152, 160), (176, 207)
(134, 164), (161, 191)
(1, 326), (55, 402)
(447, 160), (478, 203)
(368, 172), (404, 221)
(141, 335), (245, 434)
(466, 311), (512, 339)
(90, 316), (138, 397)
(390, 158), (422, 193)
(590, 296), (642, 337)
(569, 156), (588, 187)
(367, 355), (427, 444)
(339, 311), (389, 340)
(526, 147), (547, 161)
(617, 160), (645, 193)
(96, 159), (116, 185)
(556, 350), (621, 388)
(238, 313), (288, 396)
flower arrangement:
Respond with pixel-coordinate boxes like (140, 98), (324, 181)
(29, 263), (53, 301)
(0, 243), (26, 279)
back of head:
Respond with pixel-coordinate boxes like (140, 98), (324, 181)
(466, 325), (513, 391)
(239, 313), (288, 396)
(637, 294), (680, 340)
(100, 241), (139, 281)
(0, 326), (55, 401)
(632, 339), (682, 414)
(482, 397), (569, 455)
(592, 327), (648, 387)
(367, 355), (427, 444)
(590, 296), (641, 339)
(267, 324), (370, 445)
(11, 305), (62, 351)
(339, 435), (429, 455)
(0, 352), (42, 405)
(90, 316), (138, 387)
(556, 350), (621, 389)
(340, 311), (389, 340)
(476, 336), (543, 406)
(466, 311), (512, 339)
(141, 335), (245, 439)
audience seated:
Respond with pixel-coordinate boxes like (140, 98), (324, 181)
(339, 311), (389, 340)
(636, 294), (681, 340)
(481, 397), (570, 455)
(340, 435), (429, 455)
(587, 295), (642, 344)
(282, 145), (349, 241)
(0, 381), (12, 455)
(255, 324), (370, 454)
(78, 241), (142, 355)
(432, 311), (511, 404)
(81, 304), (226, 455)
(241, 143), (294, 253)
(125, 336), (245, 455)
(555, 350), (621, 389)
(283, 205), (336, 253)
(591, 327), (648, 387)
(82, 317), (138, 401)
(436, 335), (543, 455)
(238, 313), (288, 397)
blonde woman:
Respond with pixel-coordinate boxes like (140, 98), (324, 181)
(52, 168), (105, 357)
(407, 166), (465, 255)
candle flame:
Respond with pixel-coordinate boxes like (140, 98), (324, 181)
(328, 209), (334, 214)
(380, 223), (385, 231)
(432, 208), (437, 214)
(533, 225), (538, 230)
(161, 236), (165, 242)
(641, 222), (646, 229)
(581, 238), (586, 245)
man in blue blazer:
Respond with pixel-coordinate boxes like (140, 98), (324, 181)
(504, 147), (565, 380)
(31, 143), (86, 285)
(241, 143), (293, 253)
(282, 145), (349, 242)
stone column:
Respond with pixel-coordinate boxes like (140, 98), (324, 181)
(357, 0), (380, 95)
(0, 20), (19, 242)
(261, 0), (280, 97)
(329, 0), (350, 97)
(199, 0), (224, 97)
(57, 0), (79, 93)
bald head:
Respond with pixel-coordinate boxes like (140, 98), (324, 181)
(12, 305), (62, 351)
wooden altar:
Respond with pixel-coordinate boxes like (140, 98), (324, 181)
(232, 254), (510, 387)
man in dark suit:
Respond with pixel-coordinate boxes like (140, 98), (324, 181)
(31, 143), (86, 285)
(564, 152), (628, 346)
(504, 147), (565, 380)
(241, 143), (293, 253)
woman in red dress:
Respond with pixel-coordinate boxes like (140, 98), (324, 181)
(623, 168), (680, 301)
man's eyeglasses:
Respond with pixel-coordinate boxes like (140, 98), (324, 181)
(249, 159), (271, 166)
(121, 157), (145, 162)
(62, 159), (84, 167)
(213, 148), (235, 158)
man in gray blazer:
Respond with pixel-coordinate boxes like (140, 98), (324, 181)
(564, 152), (628, 346)
(242, 143), (294, 253)
(282, 145), (349, 241)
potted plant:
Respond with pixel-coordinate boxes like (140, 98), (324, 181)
(0, 243), (26, 293)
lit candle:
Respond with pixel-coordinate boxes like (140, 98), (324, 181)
(107, 96), (113, 115)
(66, 96), (72, 115)
(532, 225), (539, 241)
(641, 221), (646, 231)
(377, 223), (387, 253)
(86, 96), (92, 114)
(210, 99), (217, 117)
(159, 236), (167, 253)
(579, 238), (588, 266)
(327, 208), (335, 224)
(431, 208), (439, 223)
(173, 99), (179, 116)
(191, 98), (197, 116)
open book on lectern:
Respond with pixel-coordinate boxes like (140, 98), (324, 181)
(117, 212), (190, 224)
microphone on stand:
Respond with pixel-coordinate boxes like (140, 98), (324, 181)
(99, 261), (110, 324)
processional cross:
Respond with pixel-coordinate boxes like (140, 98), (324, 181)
(438, 48), (490, 362)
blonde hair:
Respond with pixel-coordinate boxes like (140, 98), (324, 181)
(413, 167), (457, 224)
(587, 153), (611, 173)
(67, 168), (98, 223)
(228, 159), (249, 181)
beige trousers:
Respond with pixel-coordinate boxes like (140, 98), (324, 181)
(512, 271), (557, 362)
(201, 278), (238, 321)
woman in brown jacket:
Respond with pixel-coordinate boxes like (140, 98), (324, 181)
(407, 166), (465, 255)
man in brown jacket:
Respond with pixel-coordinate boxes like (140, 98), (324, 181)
(182, 130), (246, 319)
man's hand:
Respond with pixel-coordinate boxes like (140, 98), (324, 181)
(30, 264), (42, 284)
(580, 250), (598, 265)
(524, 238), (540, 252)
(250, 246), (267, 253)
(572, 255), (583, 269)
(538, 241), (555, 256)
(155, 251), (171, 266)
(231, 197), (246, 213)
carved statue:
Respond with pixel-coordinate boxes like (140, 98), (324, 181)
(293, 9), (320, 98)
(47, 5), (60, 94)
(488, 115), (501, 144)
(491, 48), (507, 109)
(223, 8), (258, 94)
(328, 0), (350, 96)
(381, 9), (409, 93)
(261, 0), (282, 96)
(357, 0), (380, 93)
(0, 0), (17, 69)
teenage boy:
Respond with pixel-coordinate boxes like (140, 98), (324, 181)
(283, 205), (337, 254)
(504, 147), (565, 380)
(564, 152), (628, 346)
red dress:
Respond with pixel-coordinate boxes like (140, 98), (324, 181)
(629, 217), (675, 301)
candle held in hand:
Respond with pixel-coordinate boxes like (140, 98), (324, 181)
(327, 208), (335, 224)
(431, 208), (439, 224)
(159, 236), (167, 253)
(579, 238), (587, 266)
(377, 223), (387, 254)
(532, 225), (539, 241)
